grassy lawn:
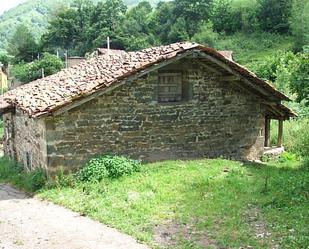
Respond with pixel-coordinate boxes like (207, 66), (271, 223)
(34, 156), (308, 248)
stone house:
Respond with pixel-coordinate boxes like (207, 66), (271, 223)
(0, 42), (296, 173)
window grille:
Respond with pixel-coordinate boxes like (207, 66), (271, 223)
(158, 73), (183, 102)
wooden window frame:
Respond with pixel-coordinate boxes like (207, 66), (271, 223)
(158, 72), (183, 103)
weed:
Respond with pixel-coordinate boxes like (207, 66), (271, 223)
(0, 157), (46, 192)
(76, 154), (141, 182)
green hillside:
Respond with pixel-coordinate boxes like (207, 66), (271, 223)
(0, 0), (160, 50)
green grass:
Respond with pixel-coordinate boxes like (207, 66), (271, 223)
(36, 156), (309, 248)
(270, 118), (309, 157)
(0, 157), (46, 192)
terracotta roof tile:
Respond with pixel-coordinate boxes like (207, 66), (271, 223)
(0, 42), (294, 117)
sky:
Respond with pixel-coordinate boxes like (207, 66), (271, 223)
(0, 0), (26, 15)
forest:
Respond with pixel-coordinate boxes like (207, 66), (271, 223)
(0, 0), (161, 50)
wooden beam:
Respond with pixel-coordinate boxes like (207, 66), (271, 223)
(194, 51), (277, 101)
(277, 119), (283, 147)
(218, 75), (240, 81)
(194, 60), (223, 75)
(264, 117), (271, 147)
(264, 103), (290, 120)
(229, 81), (267, 100)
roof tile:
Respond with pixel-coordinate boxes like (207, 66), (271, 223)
(0, 42), (293, 117)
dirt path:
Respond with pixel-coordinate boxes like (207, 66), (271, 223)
(0, 184), (148, 249)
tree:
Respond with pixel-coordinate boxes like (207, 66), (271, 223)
(255, 50), (309, 106)
(40, 0), (94, 56)
(192, 22), (218, 47)
(119, 1), (157, 50)
(8, 24), (38, 63)
(89, 0), (127, 49)
(290, 0), (309, 51)
(288, 52), (309, 106)
(257, 0), (292, 32)
(167, 17), (190, 43)
(211, 0), (237, 33)
(150, 1), (176, 44)
(41, 0), (127, 54)
(12, 52), (64, 83)
(0, 53), (10, 73)
(174, 0), (214, 38)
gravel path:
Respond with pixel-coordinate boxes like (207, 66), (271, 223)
(0, 184), (148, 249)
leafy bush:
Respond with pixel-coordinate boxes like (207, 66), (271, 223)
(12, 52), (64, 83)
(104, 155), (141, 178)
(77, 155), (141, 182)
(77, 158), (109, 182)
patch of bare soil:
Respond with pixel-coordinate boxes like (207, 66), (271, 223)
(0, 184), (148, 249)
(153, 219), (219, 248)
(246, 204), (279, 249)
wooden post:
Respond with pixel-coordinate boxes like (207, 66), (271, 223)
(277, 119), (283, 147)
(264, 117), (271, 147)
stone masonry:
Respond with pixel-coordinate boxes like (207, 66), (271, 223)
(3, 110), (47, 170)
(41, 58), (265, 172)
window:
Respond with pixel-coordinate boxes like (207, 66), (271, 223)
(158, 73), (183, 102)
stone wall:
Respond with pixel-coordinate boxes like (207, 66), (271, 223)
(45, 58), (265, 171)
(3, 110), (47, 170)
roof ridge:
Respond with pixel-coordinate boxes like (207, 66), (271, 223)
(0, 42), (293, 117)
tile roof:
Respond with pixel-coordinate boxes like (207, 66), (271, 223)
(0, 42), (293, 118)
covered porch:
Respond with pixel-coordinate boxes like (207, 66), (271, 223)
(263, 103), (297, 155)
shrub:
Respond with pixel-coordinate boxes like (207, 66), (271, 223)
(51, 167), (76, 188)
(12, 52), (64, 83)
(77, 155), (141, 182)
(28, 168), (47, 191)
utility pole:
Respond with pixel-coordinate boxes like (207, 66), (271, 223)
(107, 36), (110, 54)
(41, 68), (45, 78)
(64, 50), (68, 69)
